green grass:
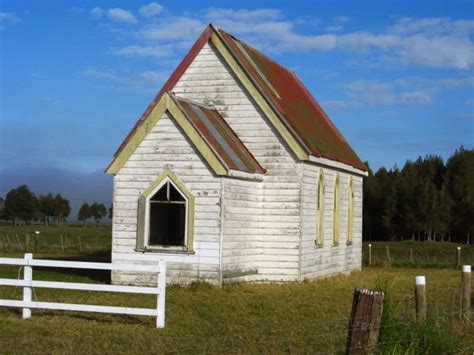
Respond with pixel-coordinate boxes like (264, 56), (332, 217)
(0, 267), (472, 353)
(363, 240), (474, 268)
(0, 226), (472, 352)
(0, 225), (111, 257)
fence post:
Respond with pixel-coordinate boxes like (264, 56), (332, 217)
(156, 260), (166, 328)
(415, 276), (426, 322)
(409, 248), (413, 264)
(60, 235), (64, 254)
(22, 253), (33, 319)
(461, 265), (471, 321)
(368, 244), (372, 266)
(386, 245), (391, 267)
(345, 288), (384, 355)
(456, 247), (461, 267)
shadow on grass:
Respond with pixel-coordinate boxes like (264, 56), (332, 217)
(35, 251), (112, 283)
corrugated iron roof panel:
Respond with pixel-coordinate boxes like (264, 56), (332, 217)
(217, 29), (367, 172)
(172, 94), (265, 175)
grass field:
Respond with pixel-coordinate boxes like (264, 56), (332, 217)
(0, 225), (111, 257)
(362, 240), (474, 269)
(0, 226), (473, 352)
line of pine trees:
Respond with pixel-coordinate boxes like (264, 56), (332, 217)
(364, 147), (474, 244)
(0, 185), (71, 226)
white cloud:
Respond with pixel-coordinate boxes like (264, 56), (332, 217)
(141, 17), (203, 40)
(334, 16), (350, 25)
(465, 98), (474, 106)
(400, 91), (431, 104)
(114, 45), (174, 58)
(90, 7), (103, 18)
(0, 12), (20, 29)
(88, 7), (474, 70)
(83, 69), (166, 90)
(333, 76), (472, 107)
(139, 2), (164, 18)
(326, 25), (343, 32)
(107, 8), (137, 24)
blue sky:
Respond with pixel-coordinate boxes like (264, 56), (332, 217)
(1, 0), (473, 212)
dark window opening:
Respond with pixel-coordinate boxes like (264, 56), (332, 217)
(148, 181), (186, 247)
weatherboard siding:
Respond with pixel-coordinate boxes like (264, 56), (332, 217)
(173, 42), (301, 282)
(111, 40), (363, 285)
(111, 112), (221, 286)
(300, 162), (363, 279)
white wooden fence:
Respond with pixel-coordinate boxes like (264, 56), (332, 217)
(0, 253), (167, 328)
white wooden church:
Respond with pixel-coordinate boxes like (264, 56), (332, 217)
(106, 24), (368, 286)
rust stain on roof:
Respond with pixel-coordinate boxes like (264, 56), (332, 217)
(217, 28), (367, 172)
(111, 24), (367, 173)
(171, 94), (265, 174)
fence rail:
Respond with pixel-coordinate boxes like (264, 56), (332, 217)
(0, 253), (166, 327)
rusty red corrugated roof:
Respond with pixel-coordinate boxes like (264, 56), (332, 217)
(171, 94), (266, 174)
(110, 24), (366, 173)
(216, 28), (367, 172)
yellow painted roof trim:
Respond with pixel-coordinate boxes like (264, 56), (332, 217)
(210, 32), (309, 161)
(106, 92), (227, 176)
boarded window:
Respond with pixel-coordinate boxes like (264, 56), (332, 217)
(148, 181), (187, 247)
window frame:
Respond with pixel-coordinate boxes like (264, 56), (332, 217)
(315, 171), (325, 246)
(333, 175), (340, 246)
(347, 178), (354, 245)
(136, 169), (195, 253)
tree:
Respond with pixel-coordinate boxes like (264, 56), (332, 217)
(53, 194), (71, 225)
(446, 147), (474, 244)
(108, 204), (113, 219)
(78, 203), (92, 226)
(38, 193), (55, 225)
(3, 185), (38, 225)
(90, 202), (107, 226)
(0, 197), (4, 220)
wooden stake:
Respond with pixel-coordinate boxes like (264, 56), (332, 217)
(461, 265), (471, 321)
(15, 235), (21, 250)
(346, 288), (384, 355)
(409, 248), (413, 264)
(368, 244), (372, 266)
(415, 276), (427, 322)
(386, 245), (391, 267)
(457, 247), (461, 267)
(60, 235), (64, 254)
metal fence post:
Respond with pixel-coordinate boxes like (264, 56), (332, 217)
(156, 260), (166, 328)
(457, 247), (461, 267)
(22, 253), (33, 319)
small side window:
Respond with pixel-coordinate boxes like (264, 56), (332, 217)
(333, 175), (340, 246)
(316, 172), (325, 246)
(347, 178), (354, 245)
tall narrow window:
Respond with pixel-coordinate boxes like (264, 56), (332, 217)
(316, 172), (325, 246)
(347, 178), (354, 245)
(333, 175), (340, 245)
